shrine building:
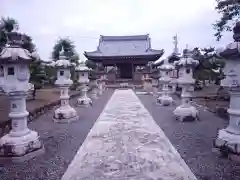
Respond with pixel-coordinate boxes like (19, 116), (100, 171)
(84, 34), (164, 82)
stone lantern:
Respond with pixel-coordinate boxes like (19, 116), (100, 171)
(156, 59), (175, 106)
(0, 31), (44, 160)
(214, 22), (240, 159)
(168, 35), (181, 93)
(173, 48), (199, 121)
(89, 70), (99, 100)
(96, 76), (103, 96)
(75, 62), (92, 107)
(100, 74), (107, 92)
(142, 73), (153, 94)
(168, 54), (180, 93)
(52, 51), (79, 123)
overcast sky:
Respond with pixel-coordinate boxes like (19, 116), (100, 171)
(1, 0), (233, 61)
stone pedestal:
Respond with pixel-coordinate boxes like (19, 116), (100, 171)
(214, 90), (240, 159)
(0, 92), (44, 162)
(143, 78), (153, 94)
(157, 74), (173, 106)
(157, 83), (173, 106)
(170, 80), (177, 93)
(90, 80), (98, 100)
(173, 84), (198, 121)
(76, 84), (92, 107)
(97, 80), (103, 96)
(54, 86), (79, 123)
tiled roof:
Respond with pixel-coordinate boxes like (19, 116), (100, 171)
(84, 34), (164, 57)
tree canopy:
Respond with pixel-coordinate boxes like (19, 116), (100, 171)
(51, 37), (79, 65)
(214, 0), (240, 41)
(192, 46), (225, 84)
(85, 59), (97, 70)
(0, 17), (36, 52)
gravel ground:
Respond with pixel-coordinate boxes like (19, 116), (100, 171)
(138, 94), (240, 180)
(0, 89), (114, 180)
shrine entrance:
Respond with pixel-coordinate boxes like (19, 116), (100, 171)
(118, 63), (132, 79)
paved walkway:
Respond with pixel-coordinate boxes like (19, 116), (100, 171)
(62, 89), (197, 180)
(138, 94), (240, 180)
(1, 90), (114, 180)
(2, 89), (240, 180)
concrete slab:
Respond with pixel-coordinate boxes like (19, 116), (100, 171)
(62, 89), (197, 180)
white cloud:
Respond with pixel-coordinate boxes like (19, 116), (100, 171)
(1, 0), (231, 61)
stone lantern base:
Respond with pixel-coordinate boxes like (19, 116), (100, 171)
(214, 129), (240, 161)
(0, 130), (44, 162)
(54, 105), (79, 123)
(77, 96), (92, 107)
(173, 104), (199, 121)
(143, 79), (153, 94)
(91, 87), (99, 100)
(157, 95), (173, 106)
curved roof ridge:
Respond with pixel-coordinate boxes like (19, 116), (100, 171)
(100, 34), (149, 41)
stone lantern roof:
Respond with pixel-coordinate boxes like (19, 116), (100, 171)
(174, 48), (199, 68)
(75, 61), (89, 72)
(217, 22), (240, 59)
(157, 61), (175, 72)
(0, 31), (33, 64)
(53, 51), (76, 68)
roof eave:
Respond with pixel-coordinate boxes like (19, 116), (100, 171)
(219, 49), (240, 59)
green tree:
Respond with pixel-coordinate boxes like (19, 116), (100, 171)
(192, 47), (225, 85)
(52, 38), (77, 61)
(213, 0), (240, 41)
(29, 59), (47, 99)
(85, 59), (97, 70)
(0, 17), (19, 51)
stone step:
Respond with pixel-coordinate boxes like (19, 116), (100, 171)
(61, 89), (197, 180)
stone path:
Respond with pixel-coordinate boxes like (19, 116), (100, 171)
(1, 90), (113, 180)
(62, 89), (197, 180)
(138, 94), (240, 180)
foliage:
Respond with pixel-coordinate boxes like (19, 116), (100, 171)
(22, 34), (36, 53)
(85, 59), (97, 70)
(52, 38), (77, 61)
(29, 60), (48, 99)
(0, 17), (36, 53)
(192, 47), (225, 85)
(213, 0), (240, 41)
(0, 17), (19, 52)
(45, 66), (56, 85)
(0, 17), (19, 32)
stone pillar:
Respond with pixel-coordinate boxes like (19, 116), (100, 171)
(9, 92), (29, 136)
(213, 22), (240, 160)
(53, 52), (79, 123)
(60, 86), (70, 106)
(157, 80), (173, 106)
(214, 89), (240, 158)
(54, 84), (79, 123)
(0, 31), (44, 161)
(97, 79), (103, 96)
(76, 84), (92, 107)
(0, 91), (43, 161)
(173, 83), (198, 121)
(91, 79), (98, 100)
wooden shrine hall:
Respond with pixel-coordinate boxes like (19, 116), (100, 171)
(84, 34), (164, 82)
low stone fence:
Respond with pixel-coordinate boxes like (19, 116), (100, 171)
(0, 91), (81, 138)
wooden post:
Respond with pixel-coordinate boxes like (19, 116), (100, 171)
(132, 63), (134, 81)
